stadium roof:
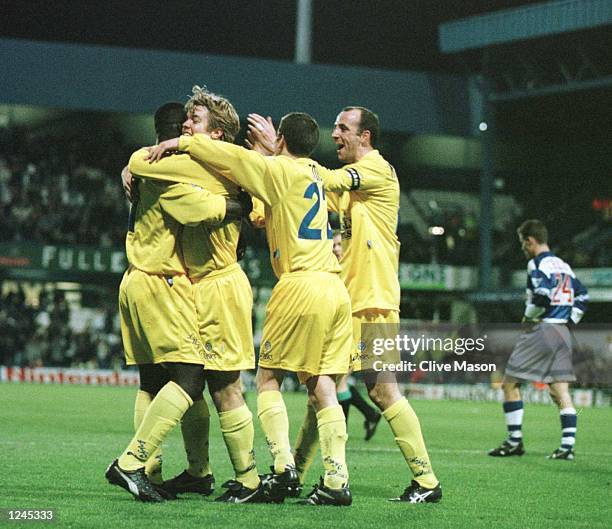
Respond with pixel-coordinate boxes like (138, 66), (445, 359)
(0, 0), (542, 74)
(439, 0), (612, 53)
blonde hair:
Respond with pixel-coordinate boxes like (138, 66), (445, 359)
(185, 85), (240, 143)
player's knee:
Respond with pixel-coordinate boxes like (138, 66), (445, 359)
(549, 389), (570, 408)
(501, 382), (520, 399)
(365, 383), (386, 410)
(367, 379), (401, 409)
(138, 364), (168, 395)
(304, 375), (335, 409)
(177, 373), (205, 402)
(165, 363), (205, 402)
(256, 368), (280, 393)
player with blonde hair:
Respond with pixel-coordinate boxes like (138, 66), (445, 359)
(123, 86), (266, 503)
(148, 111), (354, 507)
(106, 101), (243, 502)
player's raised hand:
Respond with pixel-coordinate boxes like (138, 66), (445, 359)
(121, 165), (138, 203)
(246, 130), (274, 155)
(146, 137), (180, 163)
(247, 114), (276, 154)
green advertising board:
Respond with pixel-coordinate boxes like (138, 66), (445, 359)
(0, 243), (277, 285)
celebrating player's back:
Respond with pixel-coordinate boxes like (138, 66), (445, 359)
(183, 140), (340, 278)
(287, 106), (441, 504)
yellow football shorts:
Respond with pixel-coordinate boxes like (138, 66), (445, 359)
(119, 266), (205, 366)
(192, 263), (255, 371)
(351, 308), (400, 372)
(259, 271), (352, 383)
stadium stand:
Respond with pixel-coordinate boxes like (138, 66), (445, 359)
(1, 122), (609, 269)
(0, 286), (123, 368)
(0, 125), (129, 247)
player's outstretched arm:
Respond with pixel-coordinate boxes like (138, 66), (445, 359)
(178, 133), (287, 207)
(146, 138), (180, 163)
(319, 157), (391, 194)
(130, 147), (230, 198)
(159, 182), (227, 226)
(318, 165), (354, 193)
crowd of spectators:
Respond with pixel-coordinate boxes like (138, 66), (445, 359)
(0, 287), (124, 369)
(1, 123), (609, 268)
(0, 124), (130, 247)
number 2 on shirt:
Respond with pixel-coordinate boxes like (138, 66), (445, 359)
(551, 273), (573, 305)
(298, 182), (333, 240)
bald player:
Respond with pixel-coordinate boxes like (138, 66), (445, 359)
(248, 108), (442, 503)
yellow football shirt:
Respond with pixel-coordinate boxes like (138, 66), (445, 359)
(250, 197), (266, 228)
(178, 134), (340, 279)
(124, 178), (226, 275)
(317, 150), (401, 313)
(129, 148), (241, 280)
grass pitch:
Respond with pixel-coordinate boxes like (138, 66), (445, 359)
(1, 383), (611, 529)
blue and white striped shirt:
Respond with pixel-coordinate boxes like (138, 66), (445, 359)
(524, 251), (588, 324)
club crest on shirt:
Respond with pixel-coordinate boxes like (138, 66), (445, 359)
(260, 340), (273, 361)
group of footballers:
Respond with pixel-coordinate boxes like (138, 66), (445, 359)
(104, 85), (442, 506)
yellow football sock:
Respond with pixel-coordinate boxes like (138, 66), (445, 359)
(219, 405), (259, 489)
(133, 389), (152, 429)
(382, 397), (438, 488)
(118, 381), (192, 471)
(293, 403), (319, 484)
(257, 390), (295, 473)
(133, 390), (163, 484)
(317, 405), (348, 490)
(181, 398), (212, 477)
